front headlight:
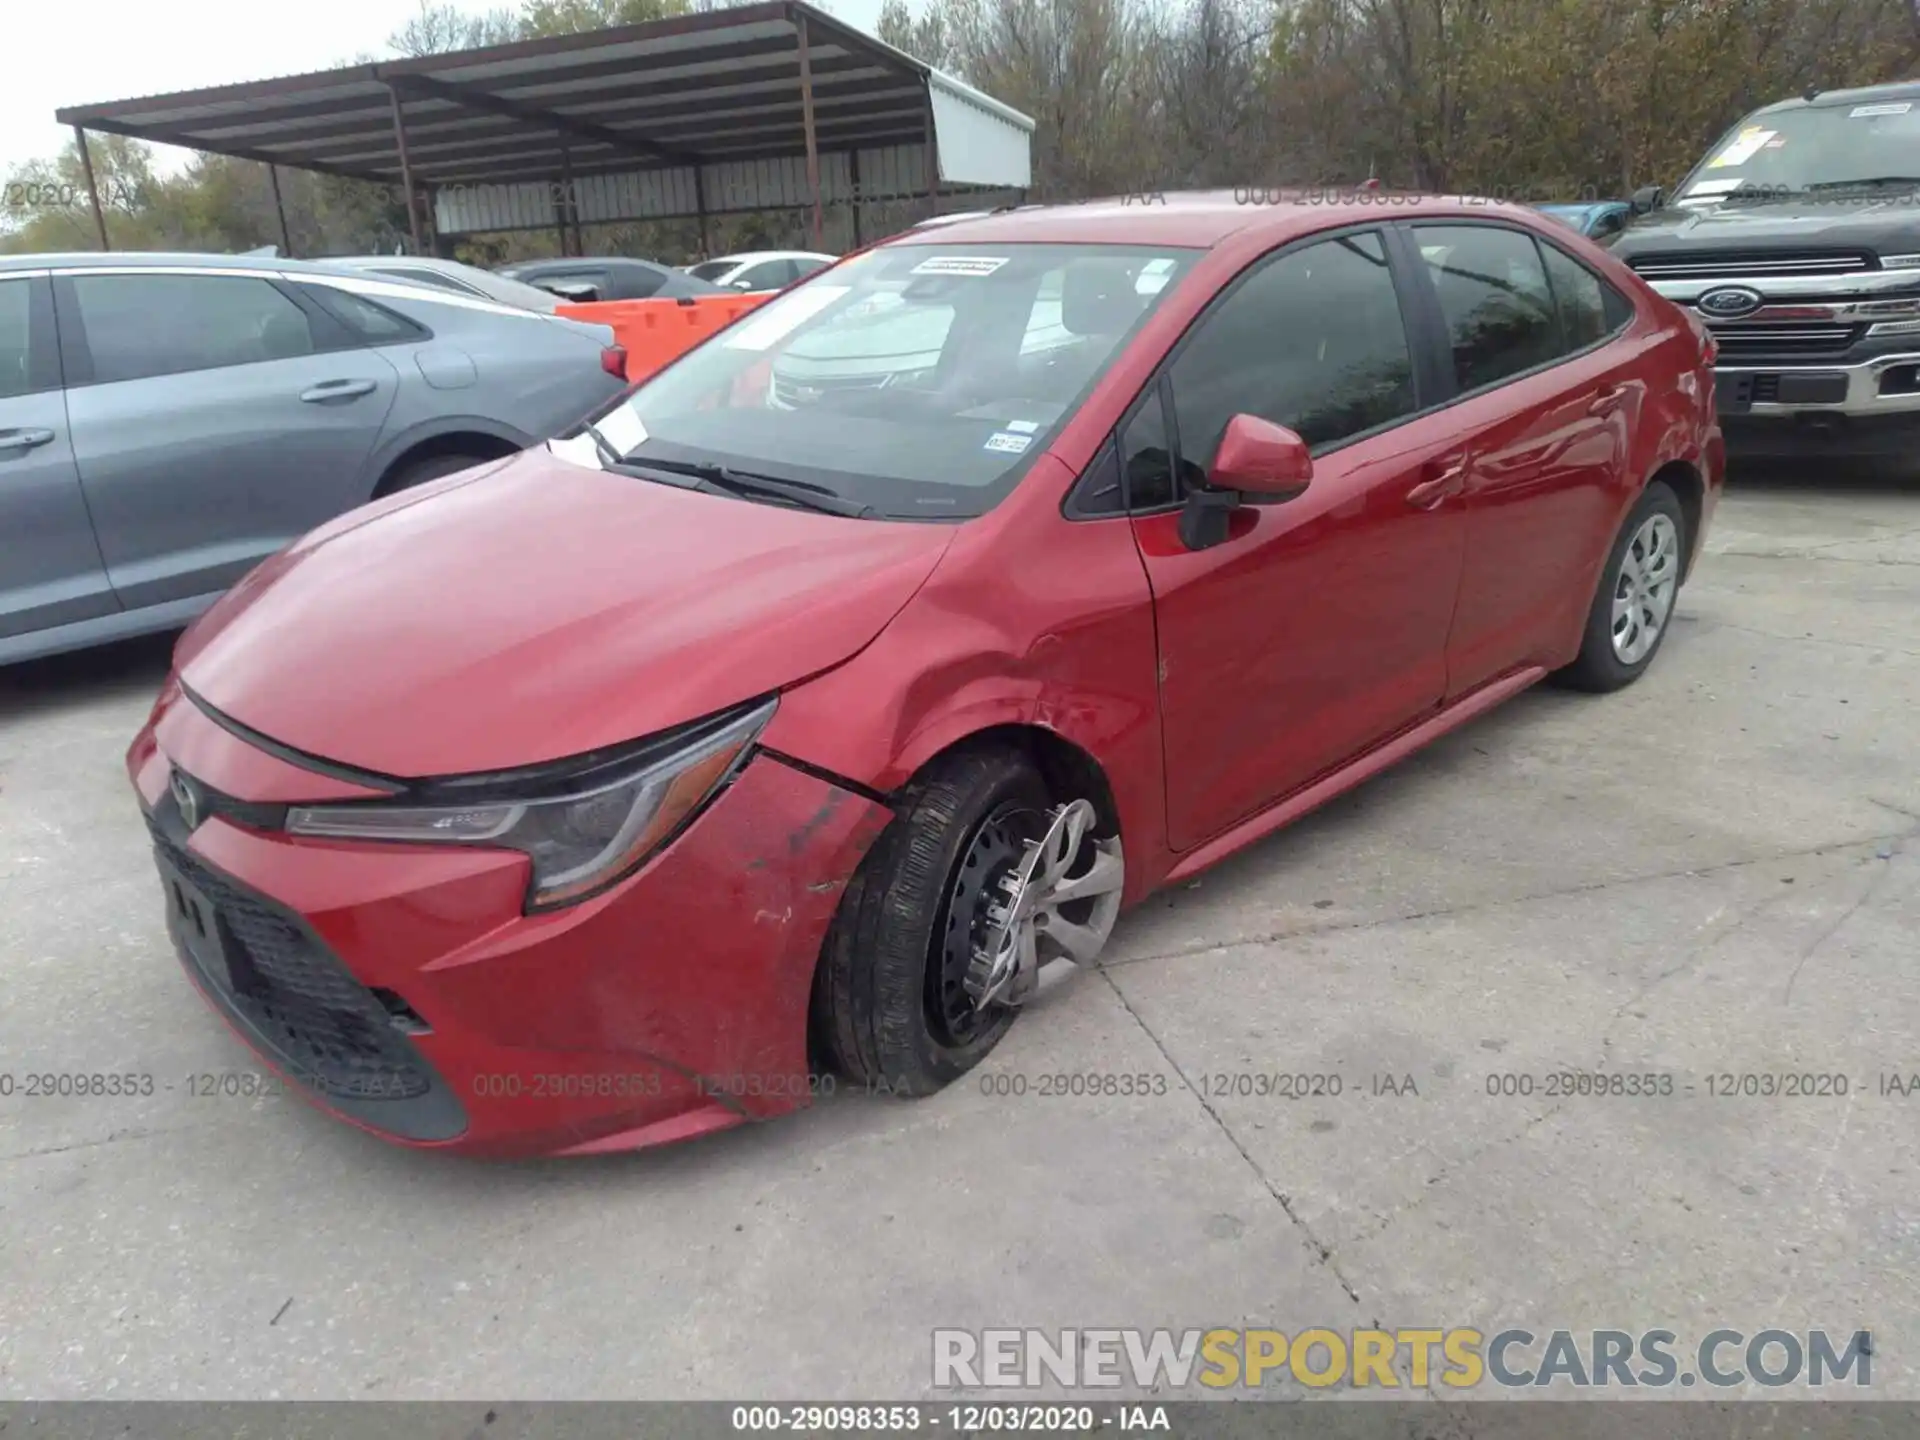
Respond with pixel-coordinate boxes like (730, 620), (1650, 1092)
(286, 698), (775, 911)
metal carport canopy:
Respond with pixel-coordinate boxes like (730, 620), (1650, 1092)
(53, 0), (1035, 251)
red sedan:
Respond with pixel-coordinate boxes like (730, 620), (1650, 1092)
(127, 195), (1722, 1157)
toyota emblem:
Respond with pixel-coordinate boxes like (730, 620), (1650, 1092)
(1696, 285), (1764, 320)
(170, 769), (203, 831)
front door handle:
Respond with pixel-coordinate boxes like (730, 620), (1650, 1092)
(299, 379), (379, 403)
(0, 427), (56, 453)
(1407, 454), (1470, 510)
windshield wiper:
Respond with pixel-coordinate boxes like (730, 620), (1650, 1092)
(1804, 175), (1920, 193)
(635, 457), (875, 518)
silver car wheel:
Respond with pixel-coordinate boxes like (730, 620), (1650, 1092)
(1610, 512), (1680, 665)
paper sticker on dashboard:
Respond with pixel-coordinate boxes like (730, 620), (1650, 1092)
(984, 431), (1032, 454)
(912, 256), (1009, 277)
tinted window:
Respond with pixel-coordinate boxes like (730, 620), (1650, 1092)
(1168, 230), (1416, 461)
(794, 258), (831, 279)
(1540, 243), (1626, 351)
(1589, 211), (1625, 240)
(73, 274), (316, 384)
(1119, 386), (1177, 510)
(0, 279), (33, 400)
(613, 267), (662, 299)
(1417, 225), (1560, 391)
(735, 261), (795, 291)
(308, 285), (423, 343)
(686, 261), (734, 282)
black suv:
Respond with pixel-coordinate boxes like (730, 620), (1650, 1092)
(1612, 80), (1920, 456)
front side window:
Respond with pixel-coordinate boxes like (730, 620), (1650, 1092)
(1417, 225), (1560, 392)
(1168, 229), (1416, 464)
(72, 274), (316, 384)
(604, 242), (1200, 520)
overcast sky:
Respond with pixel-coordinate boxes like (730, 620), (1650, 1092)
(6, 0), (890, 180)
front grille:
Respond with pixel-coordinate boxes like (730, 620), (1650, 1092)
(769, 369), (889, 406)
(1707, 321), (1864, 361)
(149, 819), (432, 1102)
(1631, 249), (1875, 280)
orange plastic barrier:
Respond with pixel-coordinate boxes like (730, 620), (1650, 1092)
(557, 294), (770, 381)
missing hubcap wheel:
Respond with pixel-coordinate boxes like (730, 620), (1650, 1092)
(964, 798), (1125, 1012)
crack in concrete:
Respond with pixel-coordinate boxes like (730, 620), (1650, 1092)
(1695, 618), (1920, 661)
(1096, 966), (1363, 1308)
(1783, 832), (1913, 1005)
(1102, 828), (1912, 975)
(1, 1123), (207, 1164)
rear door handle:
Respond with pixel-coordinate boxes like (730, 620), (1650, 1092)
(1588, 385), (1629, 417)
(0, 427), (56, 453)
(299, 379), (379, 403)
(1407, 454), (1470, 510)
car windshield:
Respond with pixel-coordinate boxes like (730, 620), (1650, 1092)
(1676, 99), (1920, 202)
(591, 242), (1199, 520)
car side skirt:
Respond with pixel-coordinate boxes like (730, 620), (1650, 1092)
(1163, 665), (1549, 886)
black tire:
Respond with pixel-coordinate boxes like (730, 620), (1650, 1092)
(376, 450), (501, 497)
(1555, 480), (1687, 693)
(812, 746), (1051, 1096)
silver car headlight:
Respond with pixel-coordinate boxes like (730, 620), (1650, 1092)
(287, 698), (776, 911)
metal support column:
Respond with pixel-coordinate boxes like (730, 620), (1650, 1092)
(386, 84), (425, 253)
(695, 166), (711, 259)
(922, 86), (940, 219)
(848, 147), (863, 248)
(269, 164), (293, 257)
(796, 16), (823, 248)
(73, 127), (110, 251)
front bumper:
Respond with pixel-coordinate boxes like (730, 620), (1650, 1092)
(127, 688), (890, 1158)
(1716, 350), (1920, 417)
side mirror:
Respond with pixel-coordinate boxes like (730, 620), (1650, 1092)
(1629, 185), (1666, 216)
(733, 279), (757, 290)
(1178, 414), (1313, 551)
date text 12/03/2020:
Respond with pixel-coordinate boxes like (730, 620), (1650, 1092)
(728, 1406), (1170, 1432)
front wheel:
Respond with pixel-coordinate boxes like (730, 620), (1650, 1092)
(810, 746), (1123, 1096)
(1555, 481), (1687, 693)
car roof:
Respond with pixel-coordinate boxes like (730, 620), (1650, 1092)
(872, 191), (1557, 251)
(0, 250), (415, 276)
(1753, 79), (1920, 115)
(505, 256), (672, 274)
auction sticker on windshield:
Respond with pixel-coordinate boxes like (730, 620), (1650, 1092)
(1851, 102), (1913, 117)
(1708, 128), (1776, 167)
(911, 256), (1010, 277)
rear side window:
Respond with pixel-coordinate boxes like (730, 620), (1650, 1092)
(735, 260), (797, 291)
(306, 285), (427, 343)
(617, 268), (663, 299)
(0, 279), (36, 399)
(794, 257), (830, 279)
(1539, 243), (1630, 351)
(72, 274), (316, 384)
(1416, 225), (1561, 391)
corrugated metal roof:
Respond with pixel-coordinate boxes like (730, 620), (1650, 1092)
(54, 0), (1034, 223)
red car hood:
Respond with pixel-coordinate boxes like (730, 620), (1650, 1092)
(178, 451), (954, 778)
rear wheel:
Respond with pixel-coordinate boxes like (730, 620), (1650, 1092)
(1556, 480), (1686, 692)
(811, 745), (1124, 1096)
